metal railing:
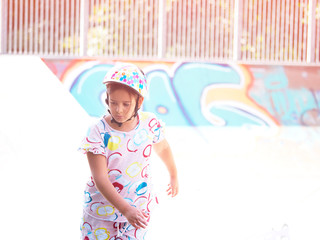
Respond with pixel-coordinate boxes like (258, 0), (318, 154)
(1, 0), (319, 65)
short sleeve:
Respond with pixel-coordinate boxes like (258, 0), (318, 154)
(149, 114), (165, 144)
(78, 124), (106, 155)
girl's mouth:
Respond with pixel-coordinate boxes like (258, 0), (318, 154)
(115, 115), (124, 120)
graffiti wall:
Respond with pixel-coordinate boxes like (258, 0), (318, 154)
(44, 59), (320, 126)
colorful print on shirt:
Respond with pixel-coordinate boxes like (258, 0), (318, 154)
(79, 112), (164, 222)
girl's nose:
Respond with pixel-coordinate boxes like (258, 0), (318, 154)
(115, 105), (122, 113)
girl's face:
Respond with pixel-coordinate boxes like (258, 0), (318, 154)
(108, 88), (138, 123)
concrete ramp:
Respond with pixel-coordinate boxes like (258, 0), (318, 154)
(0, 56), (92, 239)
(1, 56), (320, 240)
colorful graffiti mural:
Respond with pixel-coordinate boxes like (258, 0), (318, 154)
(44, 59), (320, 126)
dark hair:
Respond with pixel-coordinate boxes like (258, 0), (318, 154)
(105, 82), (139, 106)
(106, 82), (139, 97)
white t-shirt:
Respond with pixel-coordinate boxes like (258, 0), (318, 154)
(79, 111), (165, 222)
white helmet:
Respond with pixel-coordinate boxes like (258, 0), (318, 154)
(103, 64), (147, 98)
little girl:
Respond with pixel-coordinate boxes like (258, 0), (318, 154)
(79, 64), (179, 240)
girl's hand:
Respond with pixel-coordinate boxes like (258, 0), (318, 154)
(167, 176), (179, 197)
(123, 206), (149, 229)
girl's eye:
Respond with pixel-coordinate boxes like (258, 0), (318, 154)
(124, 103), (130, 107)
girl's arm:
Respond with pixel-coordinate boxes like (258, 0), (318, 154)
(153, 139), (179, 197)
(86, 152), (149, 228)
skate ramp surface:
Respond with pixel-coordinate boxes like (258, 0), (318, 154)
(1, 56), (320, 239)
(0, 56), (92, 239)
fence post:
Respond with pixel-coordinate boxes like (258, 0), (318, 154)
(307, 0), (316, 63)
(80, 0), (89, 56)
(158, 0), (166, 59)
(0, 0), (8, 54)
(233, 0), (242, 61)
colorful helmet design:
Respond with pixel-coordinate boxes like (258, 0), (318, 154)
(103, 64), (148, 98)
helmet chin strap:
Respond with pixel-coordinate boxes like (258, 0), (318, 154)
(107, 109), (138, 127)
(107, 96), (140, 127)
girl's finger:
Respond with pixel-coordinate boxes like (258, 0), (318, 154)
(142, 212), (149, 218)
(138, 213), (148, 226)
(137, 218), (147, 229)
(132, 222), (139, 229)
